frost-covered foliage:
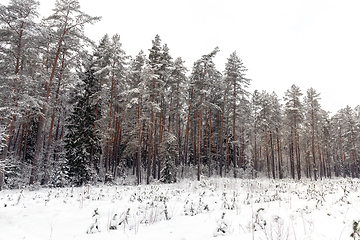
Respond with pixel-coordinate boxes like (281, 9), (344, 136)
(1, 178), (360, 239)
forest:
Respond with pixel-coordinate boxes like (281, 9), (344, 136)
(1, 0), (359, 191)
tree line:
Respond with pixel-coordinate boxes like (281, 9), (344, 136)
(1, 0), (359, 190)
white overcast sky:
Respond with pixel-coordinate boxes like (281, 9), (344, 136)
(3, 0), (360, 114)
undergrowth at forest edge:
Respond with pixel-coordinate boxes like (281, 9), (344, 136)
(1, 177), (360, 239)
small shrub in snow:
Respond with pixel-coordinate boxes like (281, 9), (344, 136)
(117, 208), (135, 230)
(253, 208), (266, 231)
(104, 173), (113, 185)
(184, 197), (209, 216)
(221, 192), (230, 209)
(160, 157), (176, 184)
(351, 220), (360, 240)
(86, 208), (100, 234)
(337, 186), (351, 204)
(109, 213), (119, 230)
(213, 212), (232, 237)
(263, 215), (290, 240)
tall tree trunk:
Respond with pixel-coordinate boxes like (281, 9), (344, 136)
(158, 95), (165, 180)
(183, 89), (194, 178)
(147, 82), (155, 184)
(225, 123), (230, 176)
(42, 51), (66, 185)
(219, 83), (230, 177)
(350, 128), (359, 178)
(254, 124), (258, 176)
(289, 131), (295, 179)
(152, 118), (158, 179)
(276, 128), (283, 179)
(215, 127), (220, 175)
(208, 97), (212, 177)
(311, 108), (317, 180)
(339, 123), (346, 178)
(176, 81), (181, 175)
(265, 125), (270, 178)
(232, 81), (237, 177)
(197, 94), (204, 181)
(137, 94), (143, 185)
(270, 131), (276, 179)
(294, 116), (301, 180)
(31, 28), (67, 185)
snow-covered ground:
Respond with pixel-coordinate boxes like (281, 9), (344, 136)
(1, 177), (360, 240)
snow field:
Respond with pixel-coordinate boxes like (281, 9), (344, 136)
(1, 177), (360, 240)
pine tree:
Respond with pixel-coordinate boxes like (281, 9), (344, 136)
(159, 132), (177, 183)
(269, 92), (283, 179)
(304, 88), (321, 180)
(284, 85), (303, 179)
(257, 91), (273, 178)
(64, 60), (102, 186)
(30, 0), (100, 185)
(188, 47), (221, 180)
(0, 0), (40, 190)
(121, 50), (148, 185)
(223, 51), (250, 176)
(169, 58), (188, 176)
(146, 35), (163, 184)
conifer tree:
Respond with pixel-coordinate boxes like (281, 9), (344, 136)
(223, 51), (250, 176)
(121, 50), (148, 184)
(146, 35), (163, 184)
(30, 0), (100, 185)
(0, 0), (40, 189)
(64, 60), (102, 186)
(304, 88), (321, 180)
(284, 85), (303, 179)
(188, 47), (221, 180)
(269, 92), (283, 179)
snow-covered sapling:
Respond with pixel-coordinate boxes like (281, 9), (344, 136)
(15, 189), (24, 205)
(86, 208), (100, 234)
(118, 208), (135, 230)
(161, 197), (171, 220)
(213, 212), (232, 237)
(109, 213), (119, 230)
(351, 220), (360, 240)
(221, 192), (230, 210)
(184, 199), (195, 216)
(337, 186), (350, 204)
(253, 208), (266, 231)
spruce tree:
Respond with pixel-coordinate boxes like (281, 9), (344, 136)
(64, 60), (101, 186)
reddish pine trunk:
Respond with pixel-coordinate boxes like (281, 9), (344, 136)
(183, 89), (194, 178)
(265, 125), (270, 178)
(31, 28), (67, 185)
(208, 96), (212, 177)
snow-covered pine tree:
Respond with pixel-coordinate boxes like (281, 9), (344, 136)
(335, 106), (359, 178)
(269, 92), (283, 179)
(169, 58), (188, 177)
(64, 59), (102, 186)
(257, 91), (273, 178)
(188, 47), (221, 181)
(303, 88), (322, 180)
(159, 132), (177, 184)
(284, 85), (303, 180)
(0, 0), (40, 190)
(251, 90), (262, 176)
(146, 34), (163, 184)
(223, 51), (250, 176)
(30, 0), (100, 185)
(121, 50), (148, 185)
(156, 43), (174, 180)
